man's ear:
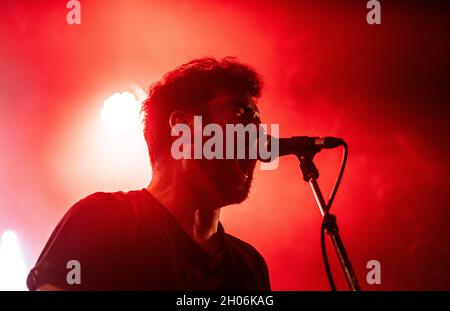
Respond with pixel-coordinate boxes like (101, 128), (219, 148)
(169, 110), (190, 129)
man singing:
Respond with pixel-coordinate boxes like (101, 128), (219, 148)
(27, 57), (271, 290)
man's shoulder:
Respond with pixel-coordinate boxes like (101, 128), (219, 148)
(225, 233), (271, 290)
(69, 190), (128, 213)
(225, 233), (267, 266)
(62, 189), (148, 226)
(73, 189), (149, 209)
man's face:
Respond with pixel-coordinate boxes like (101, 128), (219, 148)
(189, 92), (261, 207)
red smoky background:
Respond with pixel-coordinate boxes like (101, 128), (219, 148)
(0, 0), (449, 290)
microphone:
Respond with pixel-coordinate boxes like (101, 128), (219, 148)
(258, 136), (345, 162)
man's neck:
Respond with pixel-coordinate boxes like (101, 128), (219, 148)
(146, 169), (220, 245)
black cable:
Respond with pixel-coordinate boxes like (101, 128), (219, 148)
(320, 142), (348, 291)
(321, 214), (336, 291)
(327, 141), (348, 213)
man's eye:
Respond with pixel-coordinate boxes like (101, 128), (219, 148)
(235, 108), (245, 117)
(234, 107), (260, 123)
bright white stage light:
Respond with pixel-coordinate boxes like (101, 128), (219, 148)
(0, 230), (28, 291)
(101, 92), (142, 130)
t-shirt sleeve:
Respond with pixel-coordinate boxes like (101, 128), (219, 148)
(257, 253), (271, 291)
(27, 192), (125, 291)
(247, 245), (271, 291)
(227, 235), (271, 291)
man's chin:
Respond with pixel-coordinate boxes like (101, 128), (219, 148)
(219, 178), (252, 207)
(226, 191), (248, 205)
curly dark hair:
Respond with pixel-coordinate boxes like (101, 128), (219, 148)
(141, 57), (263, 166)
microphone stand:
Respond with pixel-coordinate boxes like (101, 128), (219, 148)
(298, 152), (360, 291)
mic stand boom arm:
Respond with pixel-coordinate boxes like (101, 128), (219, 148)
(298, 152), (360, 291)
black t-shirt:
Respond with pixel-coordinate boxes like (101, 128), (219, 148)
(27, 189), (271, 290)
